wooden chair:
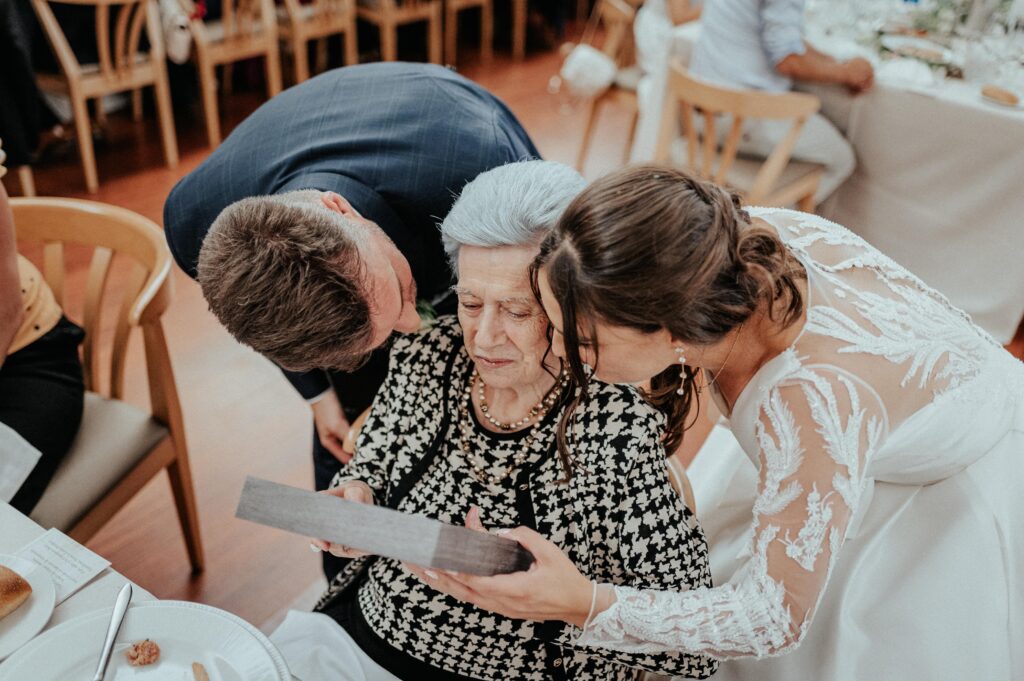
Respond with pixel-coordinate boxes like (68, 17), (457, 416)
(180, 0), (283, 147)
(357, 0), (442, 64)
(655, 60), (825, 211)
(17, 168), (37, 197)
(14, 197), (204, 573)
(279, 0), (358, 83)
(445, 0), (492, 65)
(509, 0), (526, 60)
(575, 0), (641, 172)
(31, 0), (178, 193)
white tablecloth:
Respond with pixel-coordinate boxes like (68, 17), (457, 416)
(634, 22), (1024, 343)
(0, 502), (155, 631)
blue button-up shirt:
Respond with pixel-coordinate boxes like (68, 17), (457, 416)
(691, 0), (807, 92)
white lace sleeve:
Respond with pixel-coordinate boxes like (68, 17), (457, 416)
(578, 366), (886, 659)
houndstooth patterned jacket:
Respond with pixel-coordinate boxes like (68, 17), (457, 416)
(315, 317), (718, 681)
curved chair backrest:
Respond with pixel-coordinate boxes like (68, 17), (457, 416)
(31, 0), (166, 81)
(656, 60), (822, 203)
(10, 197), (175, 408)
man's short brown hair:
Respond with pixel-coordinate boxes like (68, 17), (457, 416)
(197, 192), (374, 372)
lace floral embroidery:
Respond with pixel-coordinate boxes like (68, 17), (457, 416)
(781, 485), (833, 571)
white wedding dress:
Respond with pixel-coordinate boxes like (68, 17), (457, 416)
(578, 208), (1023, 680)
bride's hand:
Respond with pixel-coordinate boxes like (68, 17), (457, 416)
(404, 507), (595, 627)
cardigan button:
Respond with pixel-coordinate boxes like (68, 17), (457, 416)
(518, 483), (528, 491)
(553, 659), (562, 667)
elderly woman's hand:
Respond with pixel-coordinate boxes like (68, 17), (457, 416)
(310, 481), (375, 559)
(404, 508), (597, 628)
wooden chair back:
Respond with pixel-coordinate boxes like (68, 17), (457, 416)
(181, 0), (276, 48)
(595, 0), (637, 68)
(221, 0), (265, 39)
(10, 198), (179, 430)
(655, 60), (821, 203)
(31, 0), (165, 83)
(372, 0), (431, 11)
(283, 0), (353, 27)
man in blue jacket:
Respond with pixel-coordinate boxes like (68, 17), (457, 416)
(163, 62), (538, 576)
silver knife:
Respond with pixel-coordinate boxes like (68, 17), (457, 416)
(93, 583), (132, 681)
(235, 477), (534, 575)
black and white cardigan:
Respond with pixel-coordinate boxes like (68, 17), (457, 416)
(315, 317), (718, 681)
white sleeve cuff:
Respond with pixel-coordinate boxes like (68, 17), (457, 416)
(306, 388), (333, 405)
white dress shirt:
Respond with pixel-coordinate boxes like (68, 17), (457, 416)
(690, 0), (807, 92)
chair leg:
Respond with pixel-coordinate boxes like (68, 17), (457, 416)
(481, 0), (493, 64)
(379, 20), (398, 61)
(71, 93), (99, 193)
(93, 97), (108, 127)
(577, 0), (589, 22)
(624, 106), (639, 164)
(293, 36), (311, 83)
(166, 442), (206, 573)
(428, 4), (442, 65)
(154, 73), (180, 168)
(576, 96), (603, 172)
(222, 63), (234, 96)
(17, 166), (36, 197)
(315, 37), (328, 73)
(512, 0), (526, 60)
(265, 41), (284, 96)
(343, 20), (359, 65)
(445, 3), (458, 65)
(198, 59), (222, 147)
(131, 88), (143, 122)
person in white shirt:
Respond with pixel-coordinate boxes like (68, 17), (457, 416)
(690, 0), (873, 204)
(631, 0), (703, 163)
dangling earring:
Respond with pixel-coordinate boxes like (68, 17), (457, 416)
(675, 346), (687, 396)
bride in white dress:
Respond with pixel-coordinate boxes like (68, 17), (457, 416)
(409, 165), (1023, 680)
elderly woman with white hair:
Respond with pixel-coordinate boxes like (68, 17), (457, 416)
(269, 160), (718, 681)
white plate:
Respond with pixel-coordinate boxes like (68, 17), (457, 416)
(0, 600), (290, 681)
(0, 554), (55, 660)
(880, 35), (952, 64)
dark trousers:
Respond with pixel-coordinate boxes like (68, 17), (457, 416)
(1, 317), (85, 513)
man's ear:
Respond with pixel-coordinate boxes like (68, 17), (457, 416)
(321, 191), (361, 218)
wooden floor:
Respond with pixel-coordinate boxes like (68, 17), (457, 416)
(10, 36), (1024, 632)
(8, 35), (644, 629)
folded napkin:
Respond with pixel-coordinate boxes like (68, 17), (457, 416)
(560, 44), (618, 98)
(0, 422), (41, 503)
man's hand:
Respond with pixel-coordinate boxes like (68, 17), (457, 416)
(776, 48), (874, 94)
(310, 482), (375, 559)
(311, 390), (352, 464)
(842, 58), (874, 94)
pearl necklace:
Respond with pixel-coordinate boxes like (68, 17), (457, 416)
(477, 369), (566, 430)
(459, 368), (569, 485)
